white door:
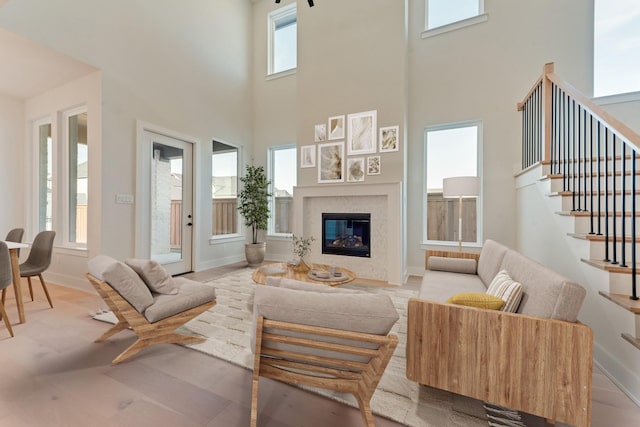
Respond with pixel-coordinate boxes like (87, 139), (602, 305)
(145, 131), (193, 275)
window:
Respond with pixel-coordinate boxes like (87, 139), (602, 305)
(67, 111), (88, 245)
(424, 0), (485, 32)
(212, 141), (239, 236)
(268, 145), (297, 235)
(268, 3), (297, 75)
(34, 108), (89, 248)
(424, 122), (481, 246)
(36, 121), (53, 232)
(594, 0), (640, 97)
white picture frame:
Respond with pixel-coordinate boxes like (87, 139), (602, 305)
(317, 141), (344, 183)
(347, 110), (377, 155)
(379, 125), (399, 152)
(314, 123), (327, 142)
(328, 115), (345, 140)
(367, 156), (381, 175)
(300, 144), (316, 168)
(347, 157), (365, 182)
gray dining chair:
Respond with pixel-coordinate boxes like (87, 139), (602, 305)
(5, 228), (24, 257)
(19, 231), (55, 308)
(0, 241), (15, 337)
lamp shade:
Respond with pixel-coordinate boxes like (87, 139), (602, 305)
(442, 176), (480, 198)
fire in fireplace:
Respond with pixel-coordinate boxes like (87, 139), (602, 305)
(322, 213), (370, 258)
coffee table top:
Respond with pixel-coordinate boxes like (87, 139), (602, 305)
(252, 262), (356, 287)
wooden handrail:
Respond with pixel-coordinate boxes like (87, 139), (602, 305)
(517, 76), (543, 111)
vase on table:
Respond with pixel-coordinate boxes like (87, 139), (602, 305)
(292, 258), (310, 273)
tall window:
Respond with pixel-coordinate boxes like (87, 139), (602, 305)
(426, 0), (484, 30)
(424, 122), (481, 245)
(37, 121), (53, 232)
(594, 0), (640, 97)
(268, 145), (297, 235)
(268, 3), (297, 75)
(68, 112), (88, 245)
(212, 141), (239, 236)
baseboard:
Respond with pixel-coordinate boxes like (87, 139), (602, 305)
(46, 272), (94, 293)
(196, 254), (246, 271)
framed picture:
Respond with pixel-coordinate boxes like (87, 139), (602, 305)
(328, 115), (345, 140)
(347, 110), (377, 155)
(317, 141), (344, 183)
(379, 125), (399, 152)
(367, 156), (381, 175)
(300, 145), (316, 168)
(347, 157), (365, 182)
(314, 123), (327, 142)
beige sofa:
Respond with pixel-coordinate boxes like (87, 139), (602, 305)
(406, 239), (593, 427)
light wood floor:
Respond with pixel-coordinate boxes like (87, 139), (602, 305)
(0, 263), (638, 427)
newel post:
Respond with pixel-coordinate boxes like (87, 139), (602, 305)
(542, 62), (554, 165)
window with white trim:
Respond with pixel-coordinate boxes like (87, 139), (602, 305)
(268, 145), (297, 235)
(425, 0), (484, 30)
(268, 3), (297, 75)
(594, 0), (640, 97)
(66, 110), (88, 245)
(212, 141), (239, 236)
(36, 120), (53, 232)
(424, 122), (481, 245)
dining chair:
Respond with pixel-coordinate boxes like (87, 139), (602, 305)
(5, 227), (24, 257)
(0, 241), (15, 337)
(19, 230), (55, 308)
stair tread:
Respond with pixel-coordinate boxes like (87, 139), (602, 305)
(558, 210), (640, 217)
(622, 333), (640, 350)
(581, 258), (637, 274)
(569, 232), (640, 243)
(549, 190), (640, 197)
(598, 291), (640, 314)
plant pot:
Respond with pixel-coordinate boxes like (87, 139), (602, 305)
(245, 242), (266, 267)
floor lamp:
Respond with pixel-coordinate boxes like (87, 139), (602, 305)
(442, 176), (480, 251)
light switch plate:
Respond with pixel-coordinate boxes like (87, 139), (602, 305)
(115, 194), (134, 204)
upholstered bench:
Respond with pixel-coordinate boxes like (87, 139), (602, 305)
(87, 255), (216, 363)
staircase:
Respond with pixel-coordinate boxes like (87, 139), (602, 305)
(518, 64), (640, 353)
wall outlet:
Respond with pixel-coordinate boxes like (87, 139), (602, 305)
(115, 194), (134, 204)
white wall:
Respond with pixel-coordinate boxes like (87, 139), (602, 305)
(0, 94), (24, 231)
(0, 0), (253, 284)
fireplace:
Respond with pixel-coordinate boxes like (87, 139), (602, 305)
(322, 213), (371, 258)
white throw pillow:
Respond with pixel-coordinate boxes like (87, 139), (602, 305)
(486, 270), (523, 313)
(125, 258), (179, 295)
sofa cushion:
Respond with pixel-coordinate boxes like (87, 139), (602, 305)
(428, 256), (477, 274)
(501, 250), (585, 321)
(486, 270), (524, 313)
(419, 270), (486, 302)
(446, 292), (505, 310)
(87, 255), (118, 281)
(101, 261), (154, 313)
(144, 277), (216, 323)
(125, 258), (178, 295)
(477, 239), (509, 286)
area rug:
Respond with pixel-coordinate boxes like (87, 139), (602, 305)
(174, 268), (488, 427)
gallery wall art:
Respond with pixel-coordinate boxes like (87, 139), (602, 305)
(300, 144), (316, 168)
(347, 110), (377, 155)
(317, 141), (344, 183)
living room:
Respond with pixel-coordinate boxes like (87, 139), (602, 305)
(1, 0), (640, 426)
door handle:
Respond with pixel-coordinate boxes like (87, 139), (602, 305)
(187, 222), (193, 226)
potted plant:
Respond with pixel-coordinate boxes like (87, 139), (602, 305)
(238, 164), (272, 267)
(291, 234), (315, 272)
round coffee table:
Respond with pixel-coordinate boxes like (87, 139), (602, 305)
(252, 262), (356, 287)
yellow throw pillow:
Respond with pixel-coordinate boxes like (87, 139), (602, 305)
(446, 292), (505, 310)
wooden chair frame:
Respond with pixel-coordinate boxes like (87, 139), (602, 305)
(86, 273), (216, 364)
(251, 316), (398, 427)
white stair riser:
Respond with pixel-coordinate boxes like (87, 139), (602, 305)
(556, 194), (640, 211)
(572, 216), (640, 234)
(588, 240), (639, 261)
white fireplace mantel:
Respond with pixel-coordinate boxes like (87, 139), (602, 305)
(292, 182), (403, 285)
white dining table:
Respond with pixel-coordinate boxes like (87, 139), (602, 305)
(2, 240), (29, 324)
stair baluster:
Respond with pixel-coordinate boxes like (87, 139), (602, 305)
(589, 115), (595, 235)
(577, 104), (582, 211)
(583, 108), (588, 214)
(621, 143), (627, 267)
(597, 122), (602, 236)
(605, 130), (610, 262)
(612, 135), (618, 265)
(632, 150), (639, 301)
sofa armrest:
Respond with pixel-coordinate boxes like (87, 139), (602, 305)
(406, 298), (593, 427)
(425, 249), (480, 270)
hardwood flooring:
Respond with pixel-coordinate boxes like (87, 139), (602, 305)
(0, 263), (638, 427)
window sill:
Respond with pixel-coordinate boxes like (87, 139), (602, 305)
(266, 68), (296, 81)
(266, 234), (293, 241)
(54, 246), (89, 257)
(420, 241), (482, 250)
(421, 13), (489, 39)
(594, 90), (640, 106)
(209, 234), (245, 245)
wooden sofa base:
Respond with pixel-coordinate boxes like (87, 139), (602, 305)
(406, 298), (593, 427)
(87, 273), (216, 364)
(251, 316), (398, 427)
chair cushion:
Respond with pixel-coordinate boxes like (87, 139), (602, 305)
(486, 270), (524, 313)
(125, 258), (178, 295)
(144, 277), (216, 323)
(88, 255), (119, 281)
(101, 261), (154, 313)
(428, 256), (477, 274)
(446, 292), (505, 310)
